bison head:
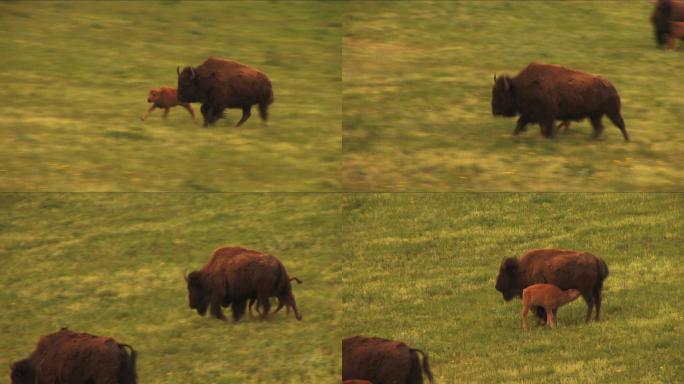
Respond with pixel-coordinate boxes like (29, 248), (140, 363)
(652, 0), (674, 47)
(147, 89), (160, 104)
(491, 75), (516, 117)
(10, 359), (34, 384)
(185, 270), (209, 316)
(177, 66), (203, 103)
(495, 257), (521, 301)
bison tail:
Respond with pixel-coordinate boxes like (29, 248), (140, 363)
(410, 348), (434, 383)
(289, 276), (303, 284)
(118, 343), (138, 384)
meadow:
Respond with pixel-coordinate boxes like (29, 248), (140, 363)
(342, 193), (684, 383)
(0, 1), (341, 192)
(343, 1), (684, 191)
(0, 193), (340, 383)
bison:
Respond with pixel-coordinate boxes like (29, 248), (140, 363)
(668, 21), (684, 48)
(495, 248), (609, 324)
(521, 284), (581, 331)
(343, 336), (434, 384)
(492, 62), (629, 141)
(651, 0), (684, 47)
(185, 246), (301, 322)
(10, 328), (137, 384)
(141, 87), (195, 121)
(177, 57), (274, 127)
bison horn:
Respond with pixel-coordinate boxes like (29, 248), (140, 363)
(177, 66), (181, 76)
(494, 74), (497, 82)
(183, 269), (190, 282)
(190, 67), (196, 79)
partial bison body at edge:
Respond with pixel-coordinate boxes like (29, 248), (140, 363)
(10, 328), (137, 384)
(343, 336), (434, 384)
(177, 57), (274, 127)
(185, 246), (301, 322)
(651, 0), (684, 47)
(491, 62), (629, 141)
(495, 248), (609, 324)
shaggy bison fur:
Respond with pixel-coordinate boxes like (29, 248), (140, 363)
(492, 62), (629, 140)
(10, 328), (137, 384)
(185, 246), (301, 322)
(177, 57), (274, 127)
(142, 87), (195, 121)
(651, 0), (684, 47)
(521, 284), (581, 331)
(342, 336), (434, 384)
(496, 248), (609, 324)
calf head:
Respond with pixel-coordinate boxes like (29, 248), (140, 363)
(492, 75), (516, 117)
(147, 89), (161, 104)
(10, 359), (34, 384)
(185, 271), (210, 316)
(495, 257), (521, 301)
(177, 66), (203, 103)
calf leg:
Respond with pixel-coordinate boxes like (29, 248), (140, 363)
(163, 108), (170, 119)
(546, 306), (556, 328)
(590, 115), (604, 139)
(181, 103), (196, 120)
(522, 303), (530, 331)
(141, 105), (156, 121)
(607, 112), (629, 141)
(236, 105), (252, 127)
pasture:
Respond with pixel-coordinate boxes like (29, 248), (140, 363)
(0, 193), (340, 383)
(342, 1), (684, 191)
(0, 1), (341, 191)
(342, 193), (684, 383)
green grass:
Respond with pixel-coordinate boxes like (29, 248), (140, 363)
(342, 1), (684, 191)
(342, 193), (684, 383)
(0, 193), (340, 383)
(0, 1), (341, 191)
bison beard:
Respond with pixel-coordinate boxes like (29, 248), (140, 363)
(491, 62), (629, 141)
(342, 336), (434, 384)
(177, 57), (274, 127)
(185, 246), (301, 322)
(10, 328), (137, 384)
(495, 248), (609, 325)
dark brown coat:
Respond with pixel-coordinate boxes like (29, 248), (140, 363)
(177, 57), (274, 127)
(342, 336), (433, 384)
(10, 328), (137, 384)
(142, 87), (195, 121)
(492, 62), (629, 140)
(343, 381), (374, 384)
(185, 246), (301, 321)
(651, 0), (684, 47)
(495, 248), (609, 323)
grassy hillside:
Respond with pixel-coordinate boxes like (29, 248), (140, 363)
(0, 1), (341, 191)
(342, 194), (684, 383)
(343, 1), (684, 191)
(1, 193), (340, 383)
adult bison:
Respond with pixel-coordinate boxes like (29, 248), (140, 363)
(492, 62), (629, 141)
(10, 328), (137, 384)
(651, 0), (684, 47)
(343, 336), (434, 384)
(185, 246), (301, 322)
(495, 248), (609, 324)
(177, 57), (274, 127)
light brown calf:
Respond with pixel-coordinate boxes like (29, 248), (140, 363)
(521, 283), (581, 331)
(142, 87), (195, 121)
(668, 21), (684, 49)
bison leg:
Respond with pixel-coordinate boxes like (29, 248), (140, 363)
(200, 103), (223, 126)
(540, 119), (555, 138)
(607, 113), (629, 141)
(210, 296), (226, 321)
(533, 306), (547, 325)
(522, 303), (530, 331)
(546, 306), (556, 328)
(257, 293), (271, 320)
(258, 102), (269, 122)
(163, 108), (170, 119)
(589, 115), (604, 139)
(231, 299), (247, 321)
(235, 106), (252, 127)
(594, 290), (602, 322)
(513, 116), (529, 135)
(582, 292), (594, 323)
(141, 105), (156, 121)
(182, 103), (196, 120)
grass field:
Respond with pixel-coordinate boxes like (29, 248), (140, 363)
(342, 1), (684, 191)
(342, 193), (684, 383)
(0, 1), (341, 192)
(0, 193), (340, 383)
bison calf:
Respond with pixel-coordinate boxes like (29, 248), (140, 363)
(521, 284), (581, 331)
(492, 62), (629, 140)
(10, 328), (137, 384)
(343, 336), (434, 384)
(142, 87), (195, 121)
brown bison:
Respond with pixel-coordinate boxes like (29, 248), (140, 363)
(492, 62), (629, 141)
(177, 57), (274, 127)
(651, 0), (684, 47)
(521, 284), (581, 331)
(10, 328), (137, 384)
(343, 381), (374, 384)
(496, 248), (609, 324)
(141, 87), (195, 121)
(185, 246), (301, 321)
(343, 336), (434, 384)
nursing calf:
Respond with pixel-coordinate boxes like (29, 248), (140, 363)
(521, 284), (581, 331)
